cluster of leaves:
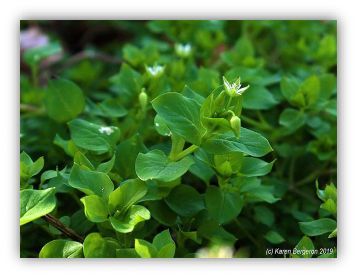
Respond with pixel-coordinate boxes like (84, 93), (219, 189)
(20, 20), (337, 258)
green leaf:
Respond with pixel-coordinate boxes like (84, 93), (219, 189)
(202, 128), (272, 157)
(328, 228), (337, 238)
(281, 76), (300, 102)
(180, 231), (202, 244)
(154, 115), (171, 136)
(69, 164), (114, 199)
(135, 150), (194, 182)
(318, 74), (336, 100)
(114, 134), (147, 179)
(321, 199), (337, 215)
(181, 85), (206, 105)
(94, 98), (128, 118)
(264, 230), (285, 244)
(221, 37), (255, 66)
(299, 218), (337, 236)
(110, 205), (150, 233)
(281, 75), (320, 107)
(254, 206), (275, 227)
(123, 44), (145, 67)
(23, 42), (62, 67)
(110, 63), (143, 104)
(291, 236), (315, 258)
(243, 85), (278, 110)
(165, 185), (205, 217)
(299, 75), (320, 106)
(70, 210), (95, 235)
(279, 108), (306, 133)
(157, 244), (176, 258)
(73, 151), (94, 170)
(20, 151), (44, 188)
(152, 92), (206, 145)
(147, 201), (177, 226)
(44, 79), (85, 123)
(68, 119), (120, 154)
(205, 186), (243, 224)
(134, 230), (176, 258)
(198, 219), (237, 245)
(316, 183), (337, 203)
(189, 155), (215, 184)
(83, 233), (118, 258)
(108, 178), (147, 214)
(80, 195), (108, 223)
(96, 154), (116, 173)
(116, 248), (139, 258)
(53, 135), (79, 157)
(48, 216), (71, 235)
(20, 188), (56, 225)
(39, 240), (83, 258)
(152, 229), (173, 249)
(190, 69), (219, 99)
(239, 157), (274, 177)
(41, 167), (71, 194)
(153, 230), (176, 258)
(244, 185), (280, 204)
(134, 239), (157, 258)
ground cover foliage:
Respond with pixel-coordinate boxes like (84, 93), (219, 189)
(20, 20), (337, 258)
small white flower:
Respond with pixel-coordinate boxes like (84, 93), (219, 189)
(98, 126), (117, 135)
(175, 43), (192, 57)
(223, 76), (250, 96)
(146, 64), (165, 77)
(155, 123), (160, 127)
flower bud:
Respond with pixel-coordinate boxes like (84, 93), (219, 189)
(139, 89), (148, 111)
(175, 43), (192, 58)
(217, 161), (232, 177)
(230, 115), (241, 137)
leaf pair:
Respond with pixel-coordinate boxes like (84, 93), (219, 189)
(20, 151), (44, 189)
(135, 229), (176, 258)
(78, 178), (150, 234)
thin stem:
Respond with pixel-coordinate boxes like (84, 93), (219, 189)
(241, 115), (271, 131)
(42, 214), (83, 243)
(20, 104), (41, 113)
(59, 50), (121, 71)
(226, 95), (233, 110)
(174, 145), (199, 161)
(289, 187), (319, 205)
(234, 219), (260, 249)
(295, 168), (336, 187)
(31, 65), (39, 87)
(257, 111), (271, 128)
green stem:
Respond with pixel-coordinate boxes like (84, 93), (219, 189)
(241, 115), (271, 131)
(174, 145), (199, 161)
(226, 95), (233, 110)
(257, 111), (271, 128)
(20, 104), (45, 116)
(31, 65), (39, 87)
(289, 187), (319, 205)
(169, 134), (185, 161)
(295, 168), (336, 187)
(234, 219), (260, 249)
